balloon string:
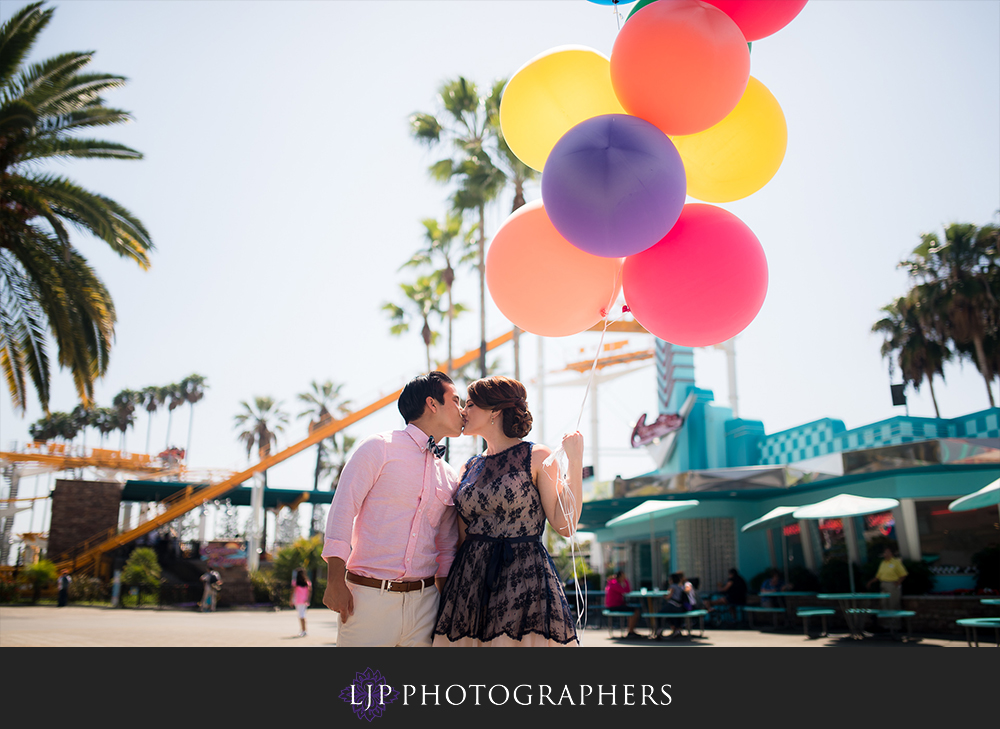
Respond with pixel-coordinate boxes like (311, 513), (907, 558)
(574, 259), (625, 431)
(547, 259), (626, 641)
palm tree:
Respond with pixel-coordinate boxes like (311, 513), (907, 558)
(486, 77), (539, 379)
(296, 379), (352, 536)
(234, 396), (289, 488)
(234, 396), (289, 555)
(111, 388), (140, 451)
(383, 274), (446, 372)
(318, 433), (357, 493)
(410, 77), (506, 377)
(162, 382), (186, 450)
(872, 291), (951, 417)
(400, 213), (473, 375)
(180, 373), (208, 464)
(92, 406), (116, 447)
(140, 385), (163, 455)
(902, 222), (999, 407)
(0, 2), (153, 415)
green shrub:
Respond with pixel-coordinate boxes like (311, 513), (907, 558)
(20, 560), (57, 603)
(900, 559), (933, 595)
(248, 568), (280, 605)
(788, 566), (820, 592)
(972, 545), (999, 592)
(121, 547), (162, 606)
(818, 559), (865, 593)
(68, 575), (109, 603)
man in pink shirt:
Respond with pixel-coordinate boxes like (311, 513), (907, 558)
(322, 371), (464, 647)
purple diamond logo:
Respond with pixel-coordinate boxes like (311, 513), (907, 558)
(339, 667), (400, 721)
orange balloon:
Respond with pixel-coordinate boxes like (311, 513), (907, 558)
(610, 0), (750, 136)
(486, 200), (623, 337)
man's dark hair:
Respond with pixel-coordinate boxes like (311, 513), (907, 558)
(398, 371), (454, 423)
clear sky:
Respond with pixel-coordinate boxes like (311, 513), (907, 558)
(2, 1), (999, 545)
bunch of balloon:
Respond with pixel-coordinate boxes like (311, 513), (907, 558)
(488, 0), (808, 347)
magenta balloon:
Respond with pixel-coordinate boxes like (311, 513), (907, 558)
(541, 114), (686, 258)
(622, 204), (768, 346)
(702, 0), (808, 41)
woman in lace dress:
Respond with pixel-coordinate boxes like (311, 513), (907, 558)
(433, 376), (584, 647)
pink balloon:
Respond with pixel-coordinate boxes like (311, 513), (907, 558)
(702, 0), (809, 41)
(622, 204), (768, 346)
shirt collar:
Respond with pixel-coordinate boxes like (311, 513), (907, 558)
(404, 423), (433, 453)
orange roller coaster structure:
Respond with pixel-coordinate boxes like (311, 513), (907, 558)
(4, 331), (514, 578)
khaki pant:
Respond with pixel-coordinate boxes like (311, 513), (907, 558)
(880, 581), (902, 610)
(336, 583), (439, 647)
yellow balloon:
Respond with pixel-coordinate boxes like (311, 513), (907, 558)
(500, 46), (626, 172)
(670, 76), (787, 203)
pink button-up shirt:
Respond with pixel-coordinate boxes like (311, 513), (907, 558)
(322, 423), (459, 581)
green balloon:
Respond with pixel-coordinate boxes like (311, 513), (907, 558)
(625, 0), (658, 21)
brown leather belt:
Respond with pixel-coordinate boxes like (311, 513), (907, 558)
(346, 571), (435, 593)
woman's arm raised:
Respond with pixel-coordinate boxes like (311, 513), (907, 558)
(534, 431), (585, 538)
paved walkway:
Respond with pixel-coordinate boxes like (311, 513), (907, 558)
(0, 605), (974, 647)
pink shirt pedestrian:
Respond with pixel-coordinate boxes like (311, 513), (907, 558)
(322, 423), (459, 581)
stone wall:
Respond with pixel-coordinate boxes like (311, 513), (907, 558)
(48, 480), (122, 561)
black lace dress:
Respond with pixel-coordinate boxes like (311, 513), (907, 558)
(433, 441), (578, 646)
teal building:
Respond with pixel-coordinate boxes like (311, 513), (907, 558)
(581, 341), (1000, 595)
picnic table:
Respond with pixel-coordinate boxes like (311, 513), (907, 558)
(817, 593), (889, 639)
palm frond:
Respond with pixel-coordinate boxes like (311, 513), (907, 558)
(0, 2), (53, 89)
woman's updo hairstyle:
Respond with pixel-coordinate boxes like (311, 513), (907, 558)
(467, 376), (532, 439)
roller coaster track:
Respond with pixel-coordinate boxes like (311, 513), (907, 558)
(45, 331), (514, 576)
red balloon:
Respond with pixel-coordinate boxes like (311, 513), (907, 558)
(610, 0), (750, 136)
(702, 0), (809, 41)
(622, 204), (768, 346)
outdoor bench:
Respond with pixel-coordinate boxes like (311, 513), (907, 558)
(745, 605), (785, 628)
(601, 609), (637, 638)
(873, 610), (916, 639)
(955, 617), (1000, 647)
(641, 609), (708, 637)
(795, 607), (835, 637)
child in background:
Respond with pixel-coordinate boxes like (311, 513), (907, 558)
(291, 569), (312, 637)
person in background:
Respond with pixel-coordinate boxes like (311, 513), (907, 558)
(604, 569), (642, 639)
(867, 547), (907, 611)
(759, 568), (790, 607)
(661, 572), (687, 638)
(57, 570), (71, 607)
(710, 567), (748, 622)
(291, 568), (312, 637)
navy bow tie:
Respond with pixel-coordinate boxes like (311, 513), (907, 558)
(427, 437), (446, 459)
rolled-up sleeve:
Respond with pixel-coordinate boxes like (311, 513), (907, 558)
(434, 504), (459, 578)
(322, 435), (384, 561)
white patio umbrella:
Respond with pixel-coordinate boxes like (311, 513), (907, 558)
(741, 506), (800, 583)
(792, 494), (900, 593)
(948, 477), (1000, 513)
(606, 500), (700, 589)
(949, 477), (1000, 589)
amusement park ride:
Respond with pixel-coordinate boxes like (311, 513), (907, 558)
(1, 317), (735, 580)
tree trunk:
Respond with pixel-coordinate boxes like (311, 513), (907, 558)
(310, 441), (323, 536)
(478, 204), (487, 378)
(928, 373), (941, 418)
(186, 404), (196, 465)
(447, 284), (454, 375)
(972, 334), (997, 408)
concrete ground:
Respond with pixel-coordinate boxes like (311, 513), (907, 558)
(0, 604), (980, 647)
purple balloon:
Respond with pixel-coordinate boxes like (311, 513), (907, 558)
(541, 114), (687, 258)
